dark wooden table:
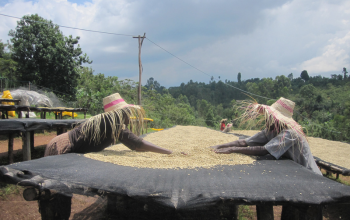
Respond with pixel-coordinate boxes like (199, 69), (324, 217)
(37, 107), (88, 119)
(0, 119), (86, 163)
(0, 105), (88, 119)
(0, 98), (21, 105)
(0, 105), (42, 119)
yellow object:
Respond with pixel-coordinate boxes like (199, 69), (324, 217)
(63, 111), (78, 118)
(2, 90), (15, 117)
(54, 108), (78, 118)
(151, 128), (164, 131)
(130, 117), (154, 122)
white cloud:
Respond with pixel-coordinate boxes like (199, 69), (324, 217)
(102, 45), (128, 53)
(300, 31), (350, 74)
(1, 0), (350, 87)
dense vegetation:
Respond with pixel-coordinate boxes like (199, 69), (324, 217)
(1, 14), (350, 143)
(7, 14), (91, 100)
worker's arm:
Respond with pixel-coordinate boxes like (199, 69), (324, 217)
(135, 140), (172, 154)
(119, 128), (172, 154)
(214, 146), (269, 156)
(210, 139), (248, 150)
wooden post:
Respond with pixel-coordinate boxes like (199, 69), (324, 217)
(38, 193), (72, 220)
(22, 131), (31, 161)
(57, 127), (67, 136)
(133, 33), (146, 105)
(256, 204), (274, 220)
(106, 194), (129, 215)
(30, 131), (35, 152)
(8, 133), (14, 164)
(145, 121), (148, 134)
(217, 202), (238, 220)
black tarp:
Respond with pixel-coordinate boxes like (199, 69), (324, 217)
(0, 119), (85, 135)
(1, 153), (350, 210)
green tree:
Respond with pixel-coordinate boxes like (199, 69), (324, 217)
(76, 67), (122, 115)
(274, 75), (291, 97)
(197, 99), (211, 118)
(9, 14), (91, 100)
(237, 72), (242, 84)
(343, 67), (348, 79)
(145, 77), (161, 91)
(0, 40), (5, 58)
(0, 40), (18, 82)
(206, 107), (215, 127)
(300, 70), (310, 81)
(288, 73), (293, 81)
(246, 82), (260, 96)
(258, 78), (274, 99)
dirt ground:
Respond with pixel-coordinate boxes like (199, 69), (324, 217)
(0, 132), (54, 158)
(0, 133), (348, 219)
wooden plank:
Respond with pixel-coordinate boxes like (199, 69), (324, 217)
(316, 160), (343, 174)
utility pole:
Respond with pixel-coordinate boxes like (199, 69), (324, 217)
(133, 33), (146, 105)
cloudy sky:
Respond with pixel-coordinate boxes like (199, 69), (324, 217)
(1, 0), (349, 88)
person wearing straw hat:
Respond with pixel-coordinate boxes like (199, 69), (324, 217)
(42, 93), (173, 219)
(211, 97), (322, 175)
(44, 93), (172, 156)
(220, 119), (227, 131)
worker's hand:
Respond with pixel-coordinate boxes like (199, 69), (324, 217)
(214, 147), (235, 154)
(210, 145), (226, 151)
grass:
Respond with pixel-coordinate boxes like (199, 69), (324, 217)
(238, 205), (256, 219)
(322, 171), (350, 186)
(0, 145), (46, 199)
(0, 182), (23, 200)
(0, 145), (46, 166)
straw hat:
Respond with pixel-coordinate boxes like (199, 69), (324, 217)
(220, 118), (228, 123)
(257, 97), (295, 122)
(240, 97), (304, 138)
(103, 93), (139, 112)
(81, 93), (145, 144)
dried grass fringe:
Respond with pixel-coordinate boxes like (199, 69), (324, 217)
(234, 99), (307, 151)
(80, 107), (146, 144)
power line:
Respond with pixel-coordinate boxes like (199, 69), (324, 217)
(0, 13), (135, 37)
(145, 38), (274, 100)
(1, 12), (269, 100)
(145, 38), (211, 78)
(0, 13), (344, 135)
